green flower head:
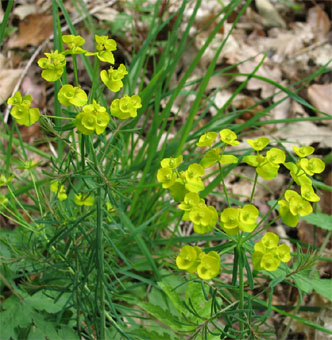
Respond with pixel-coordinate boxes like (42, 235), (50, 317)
(7, 91), (32, 106)
(10, 104), (40, 127)
(201, 148), (221, 168)
(285, 190), (312, 217)
(75, 100), (109, 135)
(157, 167), (177, 188)
(62, 34), (86, 54)
(219, 129), (240, 146)
(74, 193), (94, 206)
(161, 155), (183, 170)
(261, 232), (279, 249)
(196, 131), (218, 147)
(220, 207), (239, 235)
(100, 64), (128, 92)
(239, 204), (259, 232)
(111, 94), (142, 119)
(176, 245), (202, 273)
(58, 84), (88, 107)
(247, 137), (270, 151)
(37, 50), (66, 82)
(192, 205), (218, 234)
(86, 35), (117, 64)
(277, 244), (291, 263)
(299, 158), (325, 176)
(50, 180), (67, 201)
(293, 146), (315, 158)
(197, 251), (220, 280)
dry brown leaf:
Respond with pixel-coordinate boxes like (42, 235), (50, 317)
(307, 83), (332, 116)
(21, 76), (46, 109)
(7, 14), (53, 49)
(0, 69), (23, 104)
(307, 6), (331, 42)
(13, 4), (37, 20)
(93, 7), (118, 22)
(273, 121), (332, 150)
(255, 0), (286, 28)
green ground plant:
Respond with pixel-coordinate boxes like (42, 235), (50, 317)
(0, 0), (332, 339)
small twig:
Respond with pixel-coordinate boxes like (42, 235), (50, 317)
(4, 0), (117, 123)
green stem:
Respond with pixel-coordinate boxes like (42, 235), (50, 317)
(218, 162), (230, 207)
(72, 55), (79, 87)
(238, 244), (244, 333)
(250, 172), (258, 204)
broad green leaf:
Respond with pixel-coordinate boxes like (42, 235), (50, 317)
(301, 212), (332, 231)
(158, 281), (187, 315)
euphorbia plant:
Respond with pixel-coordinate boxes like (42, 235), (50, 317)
(157, 128), (325, 336)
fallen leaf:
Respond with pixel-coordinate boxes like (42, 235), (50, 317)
(255, 0), (286, 28)
(307, 6), (331, 42)
(273, 121), (332, 150)
(13, 4), (37, 20)
(21, 76), (46, 109)
(0, 69), (23, 104)
(307, 83), (332, 115)
(7, 14), (53, 49)
(93, 7), (118, 22)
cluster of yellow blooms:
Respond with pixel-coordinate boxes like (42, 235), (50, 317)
(6, 35), (142, 208)
(157, 129), (325, 280)
(8, 35), (142, 133)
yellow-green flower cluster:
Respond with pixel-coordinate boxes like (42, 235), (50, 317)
(74, 193), (94, 206)
(58, 85), (88, 107)
(278, 146), (325, 227)
(100, 64), (128, 92)
(110, 95), (142, 119)
(75, 100), (110, 135)
(50, 180), (67, 201)
(34, 34), (141, 136)
(252, 232), (291, 271)
(7, 91), (40, 127)
(37, 50), (66, 82)
(244, 137), (285, 180)
(220, 204), (259, 235)
(176, 245), (220, 280)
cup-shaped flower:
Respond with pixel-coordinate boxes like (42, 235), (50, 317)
(285, 190), (312, 216)
(176, 245), (202, 273)
(219, 129), (240, 146)
(75, 101), (109, 135)
(278, 199), (299, 227)
(50, 180), (67, 201)
(220, 207), (239, 235)
(277, 244), (291, 263)
(247, 137), (270, 151)
(74, 193), (94, 206)
(86, 35), (117, 63)
(266, 148), (285, 166)
(75, 111), (96, 135)
(37, 50), (66, 82)
(111, 95), (142, 119)
(62, 34), (86, 54)
(197, 251), (220, 280)
(58, 84), (88, 106)
(284, 162), (312, 188)
(239, 204), (259, 232)
(293, 146), (315, 158)
(10, 104), (40, 127)
(157, 167), (177, 188)
(261, 232), (279, 249)
(189, 204), (211, 227)
(299, 158), (325, 176)
(161, 155), (183, 170)
(196, 132), (218, 147)
(7, 91), (32, 106)
(260, 253), (280, 271)
(100, 64), (128, 92)
(178, 192), (202, 216)
(95, 111), (110, 135)
(192, 205), (218, 234)
(183, 163), (205, 193)
(201, 148), (221, 168)
(300, 185), (320, 202)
